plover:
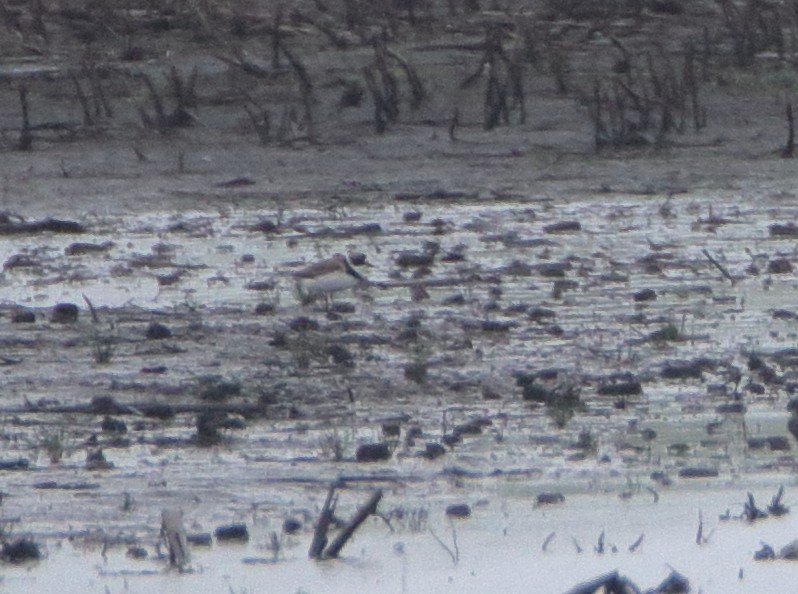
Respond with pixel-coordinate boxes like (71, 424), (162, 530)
(294, 253), (368, 307)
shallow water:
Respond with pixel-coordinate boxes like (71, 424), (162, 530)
(0, 190), (797, 592)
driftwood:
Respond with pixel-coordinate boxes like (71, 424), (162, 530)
(0, 217), (84, 234)
(309, 483), (383, 559)
(309, 483), (338, 559)
(702, 249), (735, 284)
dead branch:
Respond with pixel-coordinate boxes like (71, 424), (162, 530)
(18, 84), (32, 151)
(783, 102), (794, 158)
(70, 73), (93, 126)
(309, 483), (338, 559)
(323, 489), (383, 558)
(702, 248), (735, 284)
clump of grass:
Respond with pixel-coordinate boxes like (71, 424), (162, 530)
(92, 334), (116, 364)
(39, 430), (65, 464)
(648, 324), (680, 343)
(319, 430), (352, 461)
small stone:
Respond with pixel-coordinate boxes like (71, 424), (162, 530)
(536, 492), (565, 505)
(356, 442), (391, 462)
(282, 518), (302, 535)
(768, 258), (793, 274)
(11, 310), (35, 323)
(126, 546), (148, 559)
(214, 524), (249, 542)
(633, 288), (656, 302)
(51, 303), (78, 323)
(445, 503), (471, 518)
(404, 362), (428, 384)
(1, 538), (41, 562)
(101, 416), (127, 434)
(145, 321), (172, 340)
(422, 443), (446, 460)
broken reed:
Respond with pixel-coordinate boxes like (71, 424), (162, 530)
(588, 41), (706, 151)
(460, 26), (526, 131)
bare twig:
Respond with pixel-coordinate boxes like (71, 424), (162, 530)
(323, 489), (383, 558)
(702, 248), (735, 284)
(309, 483), (338, 559)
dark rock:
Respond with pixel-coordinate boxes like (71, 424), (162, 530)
(126, 546), (148, 559)
(0, 458), (29, 470)
(650, 0), (684, 14)
(442, 433), (462, 447)
(453, 417), (492, 437)
(404, 362), (428, 384)
(90, 395), (123, 415)
(423, 443), (446, 460)
(196, 411), (226, 445)
(716, 402), (746, 414)
(767, 436), (791, 451)
(327, 344), (355, 367)
(661, 359), (711, 380)
(768, 258), (793, 274)
(773, 309), (797, 320)
(528, 307), (556, 322)
(651, 569), (690, 593)
(145, 321), (172, 340)
(186, 533), (213, 546)
(552, 279), (579, 298)
(480, 320), (513, 332)
(481, 385), (501, 400)
(11, 310), (35, 323)
(441, 251), (466, 263)
(251, 219), (279, 233)
(403, 210), (422, 223)
(597, 380), (642, 397)
(536, 492), (565, 505)
(101, 416), (127, 434)
(442, 293), (466, 306)
(640, 428), (658, 441)
(396, 251), (434, 268)
(538, 262), (568, 278)
(1, 538), (41, 563)
(140, 365), (168, 374)
(650, 471), (672, 486)
(282, 518), (302, 535)
(381, 422), (401, 437)
(33, 481), (100, 490)
(330, 302), (356, 314)
(754, 543), (776, 561)
(356, 442), (391, 462)
(633, 288), (656, 302)
(0, 218), (84, 235)
(254, 302), (275, 315)
(247, 280), (277, 291)
(141, 403), (175, 419)
(445, 503), (471, 518)
(240, 253), (255, 263)
(780, 540), (798, 560)
(289, 316), (319, 332)
(65, 241), (113, 256)
(543, 220), (581, 234)
(86, 449), (114, 470)
(667, 443), (690, 456)
(769, 222), (798, 237)
(51, 302), (78, 323)
(678, 467), (718, 479)
(200, 378), (241, 401)
(214, 524), (250, 542)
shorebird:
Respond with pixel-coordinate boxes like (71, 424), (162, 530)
(293, 253), (368, 308)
